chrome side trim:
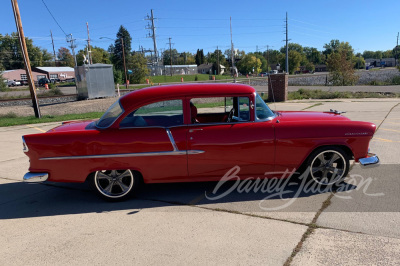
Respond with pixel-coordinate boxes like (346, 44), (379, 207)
(39, 150), (204, 160)
(166, 128), (178, 151)
(39, 128), (205, 161)
(23, 172), (48, 182)
(359, 154), (380, 168)
(22, 136), (29, 152)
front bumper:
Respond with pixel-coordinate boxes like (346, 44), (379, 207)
(23, 172), (49, 182)
(359, 153), (380, 168)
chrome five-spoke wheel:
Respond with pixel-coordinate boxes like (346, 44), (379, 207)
(93, 169), (136, 200)
(308, 148), (349, 185)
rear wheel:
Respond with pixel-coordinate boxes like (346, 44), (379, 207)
(90, 169), (139, 201)
(306, 147), (349, 186)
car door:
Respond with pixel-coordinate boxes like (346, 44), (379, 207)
(187, 95), (275, 181)
(115, 99), (189, 183)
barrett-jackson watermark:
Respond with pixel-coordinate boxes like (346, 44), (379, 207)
(205, 166), (384, 211)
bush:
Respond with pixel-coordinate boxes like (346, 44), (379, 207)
(391, 76), (400, 85)
(47, 87), (63, 96)
(194, 75), (198, 81)
(48, 83), (56, 89)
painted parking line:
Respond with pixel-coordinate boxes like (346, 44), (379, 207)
(372, 137), (400, 143)
(380, 128), (400, 133)
(26, 125), (46, 133)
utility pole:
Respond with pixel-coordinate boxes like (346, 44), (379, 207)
(50, 30), (57, 67)
(11, 0), (41, 118)
(66, 34), (77, 67)
(86, 22), (92, 64)
(121, 38), (128, 89)
(145, 9), (158, 63)
(168, 37), (173, 76)
(285, 12), (289, 74)
(230, 17), (236, 82)
(396, 32), (399, 67)
(217, 45), (219, 75)
(256, 45), (258, 53)
(266, 45), (270, 72)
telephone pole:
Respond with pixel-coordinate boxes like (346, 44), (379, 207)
(396, 32), (399, 67)
(50, 30), (57, 67)
(121, 38), (128, 89)
(11, 0), (41, 118)
(66, 34), (77, 67)
(145, 9), (158, 63)
(217, 45), (219, 75)
(285, 12), (289, 73)
(230, 17), (236, 82)
(266, 45), (270, 71)
(168, 37), (173, 76)
(86, 22), (92, 64)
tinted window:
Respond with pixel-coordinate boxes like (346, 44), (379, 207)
(120, 100), (183, 128)
(96, 100), (124, 128)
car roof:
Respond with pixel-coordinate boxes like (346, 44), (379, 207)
(119, 83), (256, 107)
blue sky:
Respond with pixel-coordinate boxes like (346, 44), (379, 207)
(1, 0), (400, 56)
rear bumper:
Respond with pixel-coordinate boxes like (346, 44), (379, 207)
(23, 172), (49, 182)
(359, 153), (380, 168)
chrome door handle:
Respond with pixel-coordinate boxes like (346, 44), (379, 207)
(189, 128), (203, 133)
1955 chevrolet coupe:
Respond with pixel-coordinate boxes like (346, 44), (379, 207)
(22, 84), (379, 200)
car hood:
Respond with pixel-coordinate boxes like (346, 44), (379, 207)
(48, 120), (98, 132)
(276, 111), (351, 122)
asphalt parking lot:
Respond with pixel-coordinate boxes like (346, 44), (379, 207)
(0, 98), (399, 265)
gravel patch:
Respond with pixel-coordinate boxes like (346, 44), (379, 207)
(0, 96), (118, 117)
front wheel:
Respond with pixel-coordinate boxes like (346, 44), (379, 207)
(306, 147), (350, 186)
(90, 169), (140, 201)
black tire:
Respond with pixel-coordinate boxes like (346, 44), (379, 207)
(305, 146), (350, 186)
(89, 169), (140, 201)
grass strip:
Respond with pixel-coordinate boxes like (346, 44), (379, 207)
(0, 112), (103, 127)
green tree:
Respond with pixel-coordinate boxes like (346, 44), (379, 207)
(175, 52), (195, 65)
(57, 47), (74, 67)
(304, 47), (322, 65)
(0, 33), (50, 69)
(195, 49), (205, 65)
(323, 40), (354, 59)
(327, 50), (358, 85)
(280, 50), (303, 74)
(280, 43), (304, 54)
(353, 56), (365, 69)
(362, 50), (376, 59)
(127, 53), (149, 84)
(77, 46), (111, 66)
(112, 26), (132, 71)
(163, 49), (179, 65)
(236, 55), (262, 75)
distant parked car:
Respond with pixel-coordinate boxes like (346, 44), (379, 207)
(269, 70), (278, 74)
(38, 78), (51, 86)
(259, 72), (268, 77)
(50, 78), (60, 83)
(7, 80), (21, 87)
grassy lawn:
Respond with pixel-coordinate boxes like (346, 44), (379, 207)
(287, 89), (400, 100)
(147, 74), (232, 84)
(0, 112), (103, 127)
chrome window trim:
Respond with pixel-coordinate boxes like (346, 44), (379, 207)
(166, 128), (179, 151)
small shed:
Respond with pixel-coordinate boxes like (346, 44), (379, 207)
(75, 64), (114, 99)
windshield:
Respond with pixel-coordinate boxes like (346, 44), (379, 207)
(255, 93), (275, 120)
(96, 100), (124, 128)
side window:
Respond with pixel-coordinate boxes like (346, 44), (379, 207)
(237, 97), (250, 121)
(120, 99), (183, 128)
(190, 96), (250, 124)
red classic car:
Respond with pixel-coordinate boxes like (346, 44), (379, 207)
(22, 84), (379, 200)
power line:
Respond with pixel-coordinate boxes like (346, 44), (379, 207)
(41, 0), (67, 36)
